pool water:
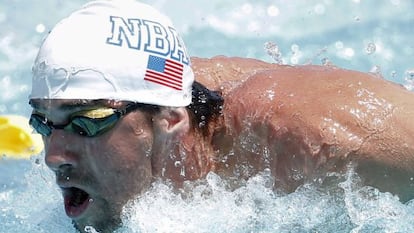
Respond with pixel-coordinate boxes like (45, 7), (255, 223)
(1, 0), (414, 232)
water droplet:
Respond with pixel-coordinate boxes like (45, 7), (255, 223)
(35, 23), (45, 33)
(406, 69), (414, 80)
(180, 166), (186, 177)
(267, 5), (280, 17)
(291, 44), (300, 53)
(266, 90), (275, 100)
(84, 226), (99, 233)
(403, 69), (414, 91)
(335, 41), (344, 49)
(198, 95), (207, 103)
(321, 57), (332, 66)
(264, 41), (282, 64)
(366, 42), (376, 54)
(344, 48), (355, 57)
(369, 65), (382, 76)
(290, 56), (299, 64)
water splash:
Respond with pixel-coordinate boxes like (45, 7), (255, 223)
(117, 169), (414, 233)
(339, 165), (414, 232)
(0, 155), (76, 233)
(1, 155), (414, 232)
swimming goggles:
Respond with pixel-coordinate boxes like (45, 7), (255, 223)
(29, 103), (142, 137)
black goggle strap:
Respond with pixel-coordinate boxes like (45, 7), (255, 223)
(119, 102), (143, 116)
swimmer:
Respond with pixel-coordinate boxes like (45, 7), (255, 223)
(28, 1), (414, 232)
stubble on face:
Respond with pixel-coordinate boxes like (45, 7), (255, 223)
(34, 99), (156, 232)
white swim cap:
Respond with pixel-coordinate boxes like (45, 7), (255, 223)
(30, 0), (193, 107)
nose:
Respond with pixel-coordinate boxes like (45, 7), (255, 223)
(44, 130), (78, 172)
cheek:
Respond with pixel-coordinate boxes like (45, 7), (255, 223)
(90, 132), (154, 196)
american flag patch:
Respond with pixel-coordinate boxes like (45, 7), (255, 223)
(144, 55), (184, 90)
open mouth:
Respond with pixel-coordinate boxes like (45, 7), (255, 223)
(62, 187), (91, 218)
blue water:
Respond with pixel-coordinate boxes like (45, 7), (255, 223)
(1, 0), (414, 232)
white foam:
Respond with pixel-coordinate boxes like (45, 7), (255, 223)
(1, 155), (414, 232)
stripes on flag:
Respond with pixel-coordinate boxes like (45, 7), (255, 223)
(144, 55), (184, 90)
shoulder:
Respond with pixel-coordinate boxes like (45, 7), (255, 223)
(191, 56), (384, 95)
(191, 56), (279, 93)
(214, 59), (380, 117)
(210, 58), (390, 141)
(192, 56), (410, 136)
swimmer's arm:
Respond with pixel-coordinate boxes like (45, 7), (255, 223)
(220, 62), (414, 200)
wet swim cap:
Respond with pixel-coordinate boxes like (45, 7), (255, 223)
(30, 0), (193, 107)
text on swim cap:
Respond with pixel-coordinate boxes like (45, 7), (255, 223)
(106, 16), (190, 65)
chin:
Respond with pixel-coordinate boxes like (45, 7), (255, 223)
(73, 215), (121, 233)
(67, 195), (123, 233)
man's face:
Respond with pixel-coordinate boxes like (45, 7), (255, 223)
(30, 99), (154, 232)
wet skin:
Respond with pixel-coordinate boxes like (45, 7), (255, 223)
(193, 56), (414, 200)
(31, 56), (414, 231)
